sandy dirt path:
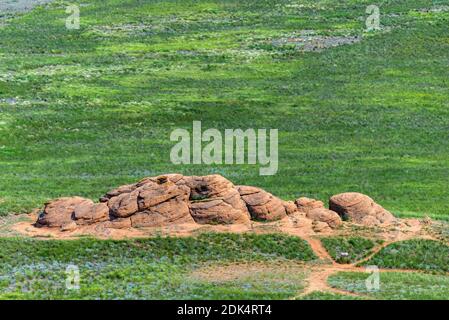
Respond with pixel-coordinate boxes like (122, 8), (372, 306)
(296, 233), (444, 299)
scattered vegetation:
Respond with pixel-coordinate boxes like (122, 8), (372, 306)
(0, 233), (315, 299)
(188, 262), (308, 300)
(321, 237), (381, 264)
(328, 271), (449, 300)
(360, 239), (449, 273)
(429, 221), (449, 243)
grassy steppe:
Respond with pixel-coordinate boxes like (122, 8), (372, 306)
(0, 0), (448, 220)
(328, 271), (449, 299)
(361, 239), (449, 273)
(321, 236), (381, 264)
(326, 238), (449, 299)
(1, 233), (448, 299)
(0, 233), (315, 299)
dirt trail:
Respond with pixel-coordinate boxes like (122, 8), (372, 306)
(188, 228), (442, 300)
(295, 262), (425, 299)
(300, 265), (359, 297)
(302, 236), (333, 261)
(297, 232), (443, 299)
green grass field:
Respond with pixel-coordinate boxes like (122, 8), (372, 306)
(361, 239), (449, 273)
(1, 0), (448, 301)
(0, 233), (315, 299)
(0, 233), (447, 300)
(321, 236), (381, 264)
(1, 0), (449, 220)
(328, 271), (449, 299)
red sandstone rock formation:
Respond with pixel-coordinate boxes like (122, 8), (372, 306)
(35, 174), (397, 232)
(237, 186), (292, 221)
(329, 192), (396, 226)
(294, 197), (342, 229)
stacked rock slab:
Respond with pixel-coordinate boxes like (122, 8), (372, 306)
(101, 174), (194, 227)
(237, 186), (294, 221)
(35, 174), (398, 232)
(329, 192), (396, 226)
(182, 175), (250, 224)
(36, 174), (273, 230)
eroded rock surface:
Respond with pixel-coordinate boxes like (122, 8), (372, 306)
(295, 197), (325, 213)
(34, 174), (399, 232)
(237, 186), (291, 221)
(329, 192), (396, 226)
(306, 208), (342, 229)
(105, 175), (194, 227)
(36, 197), (92, 228)
(74, 202), (109, 225)
(294, 197), (342, 229)
(184, 175), (250, 224)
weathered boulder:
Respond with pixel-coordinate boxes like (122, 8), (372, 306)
(189, 199), (250, 224)
(182, 175), (250, 224)
(137, 181), (189, 210)
(306, 208), (342, 229)
(295, 197), (324, 213)
(284, 201), (299, 215)
(74, 202), (109, 225)
(182, 175), (248, 211)
(105, 175), (195, 227)
(237, 186), (289, 221)
(107, 190), (139, 218)
(101, 174), (250, 226)
(329, 192), (396, 225)
(36, 197), (92, 229)
(131, 198), (193, 227)
(103, 217), (132, 229)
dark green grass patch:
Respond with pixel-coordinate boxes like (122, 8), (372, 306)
(328, 271), (449, 300)
(321, 237), (381, 264)
(0, 233), (315, 299)
(360, 239), (449, 273)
